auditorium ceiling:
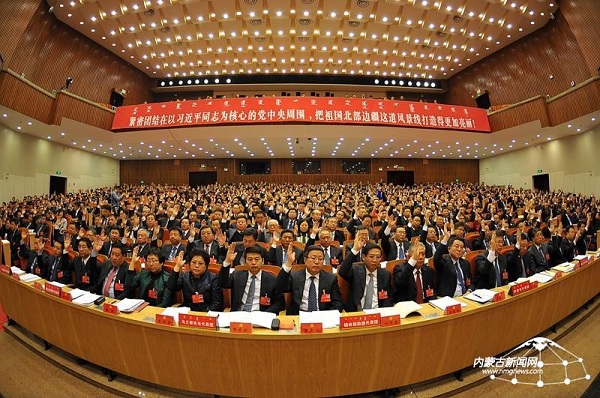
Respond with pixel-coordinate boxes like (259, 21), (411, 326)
(47, 0), (558, 80)
(6, 1), (597, 161)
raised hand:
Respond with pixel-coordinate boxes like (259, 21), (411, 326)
(216, 228), (226, 246)
(93, 237), (103, 253)
(225, 242), (237, 264)
(388, 214), (397, 229)
(311, 221), (320, 236)
(285, 243), (296, 267)
(173, 250), (185, 272)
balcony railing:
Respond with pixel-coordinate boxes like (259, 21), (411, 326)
(1, 67), (598, 134)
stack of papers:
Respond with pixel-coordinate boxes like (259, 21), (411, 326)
(161, 307), (190, 324)
(552, 262), (575, 273)
(208, 311), (276, 329)
(48, 281), (66, 288)
(464, 289), (498, 303)
(10, 267), (25, 275)
(395, 301), (424, 318)
(574, 254), (588, 261)
(66, 289), (87, 300)
(429, 296), (467, 311)
(364, 301), (423, 319)
(529, 273), (554, 284)
(299, 310), (340, 329)
(20, 274), (42, 283)
(364, 307), (401, 317)
(115, 298), (145, 313)
(72, 292), (101, 306)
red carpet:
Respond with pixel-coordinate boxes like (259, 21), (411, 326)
(0, 302), (8, 331)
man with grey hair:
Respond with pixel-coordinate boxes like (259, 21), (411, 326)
(393, 242), (435, 303)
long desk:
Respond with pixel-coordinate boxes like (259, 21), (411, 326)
(1, 257), (599, 397)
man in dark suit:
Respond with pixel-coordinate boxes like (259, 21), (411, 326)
(406, 215), (426, 242)
(65, 236), (99, 291)
(45, 240), (72, 285)
(94, 243), (133, 300)
(34, 215), (50, 240)
(561, 208), (579, 228)
(276, 245), (343, 315)
(257, 219), (280, 243)
(344, 225), (371, 259)
(507, 233), (530, 281)
(20, 234), (50, 277)
(524, 227), (550, 275)
(424, 227), (440, 258)
(474, 231), (509, 289)
(228, 228), (267, 266)
(267, 229), (304, 266)
(329, 221), (347, 247)
(393, 242), (435, 303)
(130, 229), (152, 259)
(8, 219), (23, 265)
(379, 221), (411, 261)
(100, 227), (122, 257)
(307, 229), (342, 267)
(226, 214), (248, 243)
(433, 230), (474, 298)
(281, 209), (299, 231)
(160, 226), (187, 261)
(548, 225), (580, 265)
(218, 245), (285, 313)
(185, 225), (226, 263)
(338, 237), (393, 312)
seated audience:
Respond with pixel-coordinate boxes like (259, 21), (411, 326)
(125, 247), (173, 308)
(168, 249), (223, 312)
(275, 245), (343, 315)
(218, 245), (284, 313)
(338, 235), (393, 311)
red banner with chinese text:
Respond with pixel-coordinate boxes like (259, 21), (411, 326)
(112, 97), (491, 132)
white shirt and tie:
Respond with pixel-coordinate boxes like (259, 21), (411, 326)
(241, 271), (262, 311)
(361, 271), (378, 310)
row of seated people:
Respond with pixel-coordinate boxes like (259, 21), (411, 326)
(17, 218), (580, 314)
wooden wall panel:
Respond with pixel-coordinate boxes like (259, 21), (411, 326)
(547, 79), (600, 126)
(560, 0), (600, 76)
(488, 97), (550, 132)
(0, 0), (39, 66)
(446, 8), (593, 107)
(52, 93), (115, 131)
(0, 71), (53, 123)
(120, 158), (479, 186)
(5, 0), (152, 106)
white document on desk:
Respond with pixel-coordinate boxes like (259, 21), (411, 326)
(429, 296), (467, 311)
(67, 288), (87, 300)
(10, 267), (25, 275)
(48, 281), (66, 288)
(19, 273), (42, 283)
(299, 310), (340, 329)
(464, 289), (497, 304)
(529, 273), (554, 284)
(364, 307), (400, 317)
(552, 262), (575, 273)
(116, 298), (145, 313)
(208, 311), (276, 329)
(162, 307), (190, 324)
(393, 301), (425, 318)
(72, 292), (101, 306)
